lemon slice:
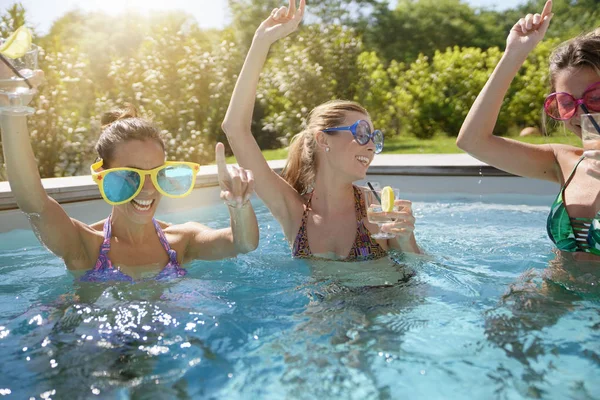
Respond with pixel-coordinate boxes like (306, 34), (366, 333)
(0, 25), (32, 59)
(381, 186), (395, 212)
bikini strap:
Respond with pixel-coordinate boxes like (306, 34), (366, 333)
(152, 218), (178, 265)
(353, 186), (367, 220)
(301, 192), (313, 223)
(562, 155), (586, 192)
(93, 215), (113, 271)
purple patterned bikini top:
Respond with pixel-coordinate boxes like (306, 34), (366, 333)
(292, 185), (388, 262)
(80, 215), (187, 282)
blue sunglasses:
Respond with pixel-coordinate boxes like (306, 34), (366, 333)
(322, 120), (384, 154)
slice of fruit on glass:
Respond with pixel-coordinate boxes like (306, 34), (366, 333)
(0, 25), (32, 59)
(381, 186), (395, 212)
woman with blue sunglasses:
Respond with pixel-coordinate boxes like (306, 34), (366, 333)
(0, 100), (259, 281)
(221, 0), (421, 263)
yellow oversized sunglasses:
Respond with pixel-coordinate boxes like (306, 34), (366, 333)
(90, 159), (201, 205)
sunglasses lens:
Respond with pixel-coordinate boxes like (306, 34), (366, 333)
(157, 164), (195, 196)
(373, 130), (384, 154)
(545, 93), (577, 120)
(103, 170), (141, 203)
(584, 86), (600, 112)
(355, 121), (371, 145)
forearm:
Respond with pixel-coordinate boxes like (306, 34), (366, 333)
(0, 114), (49, 213)
(221, 38), (271, 139)
(228, 202), (259, 254)
(388, 234), (421, 254)
(456, 51), (528, 151)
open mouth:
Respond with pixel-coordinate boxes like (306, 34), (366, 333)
(131, 199), (154, 212)
(356, 155), (370, 167)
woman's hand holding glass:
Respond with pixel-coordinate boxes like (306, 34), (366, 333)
(366, 188), (415, 240)
(0, 26), (44, 115)
(379, 199), (416, 241)
(216, 142), (255, 208)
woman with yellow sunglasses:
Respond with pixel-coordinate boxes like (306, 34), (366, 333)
(0, 103), (259, 282)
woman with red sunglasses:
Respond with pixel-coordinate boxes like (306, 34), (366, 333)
(221, 0), (421, 264)
(457, 0), (600, 260)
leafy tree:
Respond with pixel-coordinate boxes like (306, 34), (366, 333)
(363, 0), (505, 64)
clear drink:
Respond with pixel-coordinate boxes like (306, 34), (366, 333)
(0, 41), (38, 115)
(581, 113), (600, 151)
(365, 187), (400, 240)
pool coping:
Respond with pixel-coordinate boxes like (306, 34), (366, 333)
(0, 154), (518, 211)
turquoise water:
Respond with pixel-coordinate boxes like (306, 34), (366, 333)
(0, 195), (599, 399)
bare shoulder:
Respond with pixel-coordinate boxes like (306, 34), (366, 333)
(87, 218), (107, 232)
(73, 218), (107, 243)
(550, 143), (583, 159)
(551, 144), (584, 178)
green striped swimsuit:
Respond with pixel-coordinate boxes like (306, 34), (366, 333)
(547, 156), (600, 255)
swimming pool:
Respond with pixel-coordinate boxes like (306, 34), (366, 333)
(0, 193), (598, 399)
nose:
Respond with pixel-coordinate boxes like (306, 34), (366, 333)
(365, 137), (376, 152)
(140, 173), (157, 193)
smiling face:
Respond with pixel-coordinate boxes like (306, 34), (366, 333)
(107, 139), (166, 225)
(321, 110), (377, 182)
(553, 67), (600, 137)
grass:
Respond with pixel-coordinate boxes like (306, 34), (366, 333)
(225, 133), (582, 163)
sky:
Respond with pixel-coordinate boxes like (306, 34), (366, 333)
(10, 0), (527, 36)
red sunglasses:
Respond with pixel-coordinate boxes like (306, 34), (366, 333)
(544, 81), (600, 121)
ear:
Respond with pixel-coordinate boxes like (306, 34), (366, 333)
(315, 130), (329, 151)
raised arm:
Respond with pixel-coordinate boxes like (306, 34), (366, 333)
(184, 143), (259, 260)
(456, 0), (560, 182)
(0, 82), (92, 268)
(221, 0), (306, 237)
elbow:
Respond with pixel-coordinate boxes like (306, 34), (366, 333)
(221, 120), (239, 136)
(236, 243), (257, 255)
(455, 132), (473, 153)
(221, 120), (232, 135)
(232, 228), (259, 255)
(221, 120), (251, 138)
(238, 237), (259, 254)
(237, 233), (259, 254)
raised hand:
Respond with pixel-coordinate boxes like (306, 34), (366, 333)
(215, 142), (255, 208)
(254, 0), (305, 45)
(506, 0), (554, 56)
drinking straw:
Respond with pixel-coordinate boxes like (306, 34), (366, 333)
(367, 182), (381, 203)
(0, 54), (32, 89)
(581, 104), (600, 134)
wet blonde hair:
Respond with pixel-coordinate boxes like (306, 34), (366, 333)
(95, 104), (165, 168)
(282, 100), (369, 194)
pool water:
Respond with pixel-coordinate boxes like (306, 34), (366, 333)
(0, 195), (599, 399)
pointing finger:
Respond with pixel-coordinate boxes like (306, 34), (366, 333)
(215, 142), (230, 184)
(288, 0), (296, 18)
(541, 0), (552, 19)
